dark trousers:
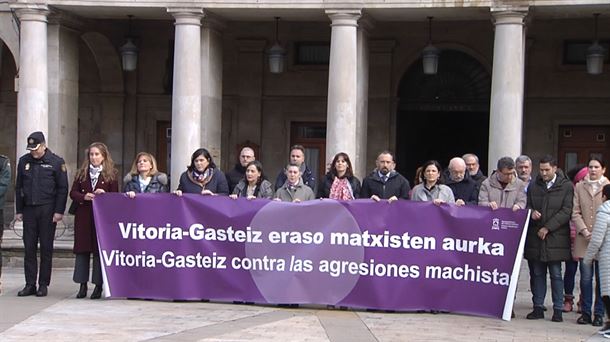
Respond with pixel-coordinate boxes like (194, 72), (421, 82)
(73, 252), (102, 286)
(22, 204), (56, 286)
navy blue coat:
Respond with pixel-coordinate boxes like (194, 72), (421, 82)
(177, 169), (229, 195)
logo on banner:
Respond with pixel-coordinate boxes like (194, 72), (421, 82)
(491, 218), (500, 230)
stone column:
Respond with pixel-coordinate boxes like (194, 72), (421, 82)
(47, 13), (80, 183)
(488, 10), (527, 173)
(201, 15), (224, 166)
(355, 17), (372, 180)
(13, 4), (49, 152)
(325, 9), (361, 170)
(168, 8), (203, 190)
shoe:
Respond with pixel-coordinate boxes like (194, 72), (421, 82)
(90, 285), (102, 299)
(598, 322), (610, 334)
(36, 285), (47, 297)
(76, 283), (87, 299)
(563, 294), (574, 312)
(551, 309), (563, 322)
(604, 332), (610, 339)
(577, 313), (592, 324)
(594, 315), (604, 327)
(17, 284), (37, 297)
(526, 307), (544, 320)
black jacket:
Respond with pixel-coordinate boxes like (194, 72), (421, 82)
(15, 149), (68, 214)
(360, 171), (410, 200)
(525, 170), (573, 262)
(445, 173), (479, 205)
(275, 165), (316, 193)
(317, 173), (361, 199)
(177, 168), (229, 195)
(226, 163), (246, 194)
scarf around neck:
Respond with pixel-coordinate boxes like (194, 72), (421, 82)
(89, 164), (103, 189)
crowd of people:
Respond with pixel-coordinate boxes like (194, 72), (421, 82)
(4, 131), (610, 336)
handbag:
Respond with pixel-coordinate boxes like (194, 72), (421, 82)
(68, 200), (79, 215)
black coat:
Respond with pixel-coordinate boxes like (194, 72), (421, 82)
(445, 173), (479, 205)
(15, 149), (68, 214)
(177, 168), (229, 195)
(317, 173), (361, 199)
(226, 163), (246, 194)
(525, 170), (573, 262)
(360, 171), (410, 200)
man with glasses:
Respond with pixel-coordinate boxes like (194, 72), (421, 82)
(445, 157), (478, 206)
(226, 147), (256, 193)
(478, 157), (527, 211)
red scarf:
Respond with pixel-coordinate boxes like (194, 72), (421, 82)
(329, 177), (353, 200)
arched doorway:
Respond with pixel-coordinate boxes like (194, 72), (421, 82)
(396, 50), (491, 183)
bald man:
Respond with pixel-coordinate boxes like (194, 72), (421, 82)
(445, 157), (479, 206)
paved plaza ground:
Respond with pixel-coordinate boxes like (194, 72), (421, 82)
(0, 262), (607, 341)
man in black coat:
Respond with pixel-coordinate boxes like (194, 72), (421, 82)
(225, 147), (255, 193)
(525, 155), (573, 322)
(275, 145), (316, 193)
(445, 157), (478, 206)
(360, 151), (410, 201)
(15, 132), (68, 297)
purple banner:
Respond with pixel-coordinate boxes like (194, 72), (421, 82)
(93, 193), (529, 320)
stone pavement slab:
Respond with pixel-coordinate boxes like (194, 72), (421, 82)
(0, 264), (604, 341)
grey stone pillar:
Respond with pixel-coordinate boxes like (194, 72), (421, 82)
(488, 10), (527, 172)
(201, 16), (224, 167)
(168, 8), (203, 190)
(13, 4), (49, 152)
(325, 9), (361, 170)
(356, 17), (372, 180)
(47, 13), (80, 182)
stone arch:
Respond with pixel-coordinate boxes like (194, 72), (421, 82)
(0, 12), (20, 68)
(80, 31), (123, 93)
(395, 48), (492, 182)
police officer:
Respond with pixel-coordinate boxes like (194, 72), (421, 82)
(15, 131), (68, 297)
(0, 153), (10, 293)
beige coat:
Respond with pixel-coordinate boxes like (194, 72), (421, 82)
(572, 176), (610, 258)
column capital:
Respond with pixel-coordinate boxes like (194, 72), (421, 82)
(326, 9), (361, 27)
(11, 3), (49, 22)
(491, 9), (528, 26)
(202, 12), (227, 32)
(358, 14), (376, 33)
(47, 8), (85, 32)
(167, 7), (204, 26)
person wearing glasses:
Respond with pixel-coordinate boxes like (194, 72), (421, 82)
(478, 157), (526, 211)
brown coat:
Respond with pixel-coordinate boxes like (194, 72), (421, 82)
(70, 172), (119, 254)
(572, 176), (610, 258)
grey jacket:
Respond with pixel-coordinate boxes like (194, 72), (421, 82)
(232, 179), (274, 199)
(584, 201), (610, 296)
(411, 183), (455, 203)
(478, 172), (527, 209)
(275, 179), (315, 202)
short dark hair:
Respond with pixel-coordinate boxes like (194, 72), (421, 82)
(589, 157), (606, 169)
(603, 184), (610, 200)
(378, 150), (395, 162)
(420, 160), (443, 184)
(539, 155), (557, 167)
(497, 157), (515, 171)
(245, 160), (265, 186)
(290, 145), (305, 155)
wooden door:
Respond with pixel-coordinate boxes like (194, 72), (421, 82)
(558, 125), (610, 172)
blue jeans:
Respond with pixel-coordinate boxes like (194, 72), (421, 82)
(528, 260), (564, 310)
(580, 260), (604, 317)
(564, 259), (578, 295)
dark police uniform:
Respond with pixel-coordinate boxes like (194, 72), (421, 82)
(15, 148), (68, 292)
(0, 154), (10, 281)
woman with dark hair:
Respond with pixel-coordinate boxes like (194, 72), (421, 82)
(317, 152), (361, 200)
(70, 142), (118, 299)
(175, 148), (229, 196)
(573, 158), (610, 326)
(584, 184), (610, 336)
(123, 152), (169, 197)
(410, 160), (455, 205)
(230, 160), (274, 199)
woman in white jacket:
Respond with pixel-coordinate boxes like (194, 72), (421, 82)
(584, 184), (610, 335)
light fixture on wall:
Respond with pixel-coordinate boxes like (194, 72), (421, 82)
(268, 17), (286, 74)
(586, 13), (606, 75)
(422, 16), (440, 75)
(120, 15), (138, 72)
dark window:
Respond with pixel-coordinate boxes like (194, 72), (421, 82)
(294, 42), (330, 65)
(563, 40), (610, 65)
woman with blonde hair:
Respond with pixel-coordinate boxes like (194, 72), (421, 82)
(70, 142), (118, 299)
(123, 152), (169, 197)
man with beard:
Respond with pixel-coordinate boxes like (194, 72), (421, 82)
(225, 147), (255, 193)
(445, 157), (479, 206)
(360, 151), (410, 201)
(463, 153), (486, 187)
(516, 155), (533, 191)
